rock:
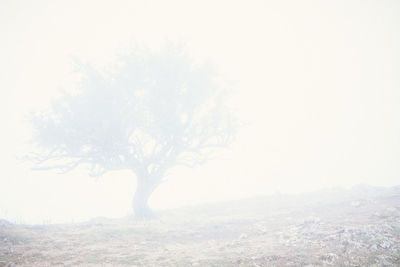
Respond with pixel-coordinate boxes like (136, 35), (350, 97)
(252, 223), (267, 234)
(379, 240), (391, 249)
(0, 219), (12, 227)
(239, 233), (248, 239)
(320, 253), (338, 264)
(301, 216), (321, 226)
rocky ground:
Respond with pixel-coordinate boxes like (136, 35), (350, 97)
(1, 185), (400, 266)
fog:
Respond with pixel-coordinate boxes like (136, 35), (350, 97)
(1, 0), (399, 224)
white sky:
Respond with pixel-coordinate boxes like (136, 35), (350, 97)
(1, 0), (399, 224)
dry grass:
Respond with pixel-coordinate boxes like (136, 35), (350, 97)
(1, 186), (399, 266)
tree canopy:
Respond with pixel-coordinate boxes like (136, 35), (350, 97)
(29, 45), (236, 217)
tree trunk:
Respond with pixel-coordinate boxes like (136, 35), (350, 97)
(132, 176), (159, 219)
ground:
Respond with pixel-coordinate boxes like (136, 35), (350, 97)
(1, 185), (400, 266)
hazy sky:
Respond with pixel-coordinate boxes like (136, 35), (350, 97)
(1, 0), (399, 223)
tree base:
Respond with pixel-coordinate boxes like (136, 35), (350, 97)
(132, 176), (160, 220)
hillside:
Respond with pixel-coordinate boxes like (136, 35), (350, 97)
(1, 185), (399, 266)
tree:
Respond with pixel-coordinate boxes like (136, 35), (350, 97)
(28, 45), (236, 218)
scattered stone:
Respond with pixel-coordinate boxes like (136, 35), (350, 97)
(239, 233), (248, 239)
(0, 219), (12, 228)
(301, 216), (321, 226)
(379, 240), (392, 249)
(0, 186), (399, 266)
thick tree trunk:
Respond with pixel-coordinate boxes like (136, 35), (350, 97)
(132, 176), (159, 219)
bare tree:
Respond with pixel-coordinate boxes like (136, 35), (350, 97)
(28, 45), (236, 218)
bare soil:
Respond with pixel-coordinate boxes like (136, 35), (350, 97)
(1, 185), (400, 266)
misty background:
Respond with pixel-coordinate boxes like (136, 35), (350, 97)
(1, 0), (399, 224)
